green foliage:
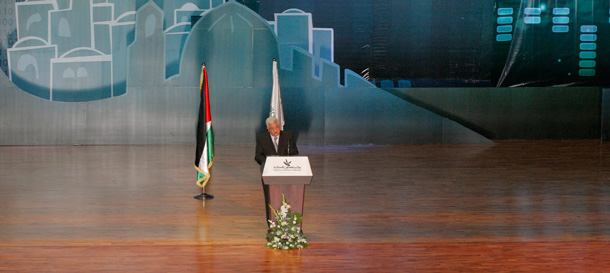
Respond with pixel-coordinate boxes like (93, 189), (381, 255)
(265, 194), (308, 250)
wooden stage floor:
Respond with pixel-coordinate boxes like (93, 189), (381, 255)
(1, 140), (610, 272)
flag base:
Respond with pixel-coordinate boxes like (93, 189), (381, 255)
(193, 193), (214, 200)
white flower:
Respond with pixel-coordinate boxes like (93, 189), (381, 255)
(266, 197), (308, 249)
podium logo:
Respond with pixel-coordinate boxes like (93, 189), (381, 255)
(273, 160), (302, 172)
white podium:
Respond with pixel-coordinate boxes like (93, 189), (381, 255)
(262, 156), (313, 224)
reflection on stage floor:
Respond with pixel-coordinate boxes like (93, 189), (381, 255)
(1, 140), (609, 271)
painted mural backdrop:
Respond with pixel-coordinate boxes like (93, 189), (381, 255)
(0, 0), (334, 102)
(491, 0), (610, 87)
(257, 0), (610, 87)
(2, 0), (608, 102)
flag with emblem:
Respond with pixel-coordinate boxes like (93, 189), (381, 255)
(195, 63), (214, 188)
(270, 58), (284, 130)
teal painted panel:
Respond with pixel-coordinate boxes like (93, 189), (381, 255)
(386, 87), (601, 139)
(552, 25), (569, 33)
(496, 34), (512, 42)
(93, 24), (112, 54)
(579, 60), (596, 68)
(497, 8), (513, 16)
(579, 52), (596, 59)
(497, 17), (513, 24)
(579, 69), (596, 77)
(580, 34), (597, 41)
(552, 17), (569, 24)
(312, 29), (333, 77)
(553, 8), (570, 15)
(497, 25), (512, 33)
(93, 5), (113, 22)
(524, 8), (541, 15)
(581, 25), (597, 33)
(524, 17), (541, 24)
(580, 43), (597, 50)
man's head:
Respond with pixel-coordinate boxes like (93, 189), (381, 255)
(266, 116), (281, 137)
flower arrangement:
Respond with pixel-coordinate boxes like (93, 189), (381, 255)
(265, 194), (308, 250)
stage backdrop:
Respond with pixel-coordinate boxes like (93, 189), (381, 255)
(0, 0), (490, 145)
(255, 0), (610, 87)
(1, 0), (604, 145)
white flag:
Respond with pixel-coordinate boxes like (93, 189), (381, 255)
(270, 59), (284, 130)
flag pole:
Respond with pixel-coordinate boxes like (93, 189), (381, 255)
(194, 62), (214, 200)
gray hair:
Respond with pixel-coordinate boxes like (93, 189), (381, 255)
(266, 116), (278, 126)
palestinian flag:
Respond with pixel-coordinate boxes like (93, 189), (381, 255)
(195, 63), (214, 188)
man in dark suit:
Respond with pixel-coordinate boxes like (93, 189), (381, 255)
(255, 116), (298, 224)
